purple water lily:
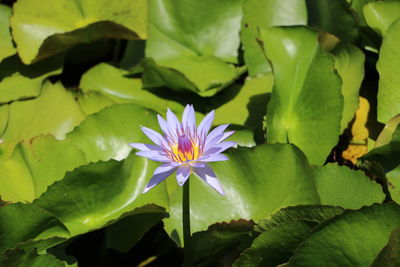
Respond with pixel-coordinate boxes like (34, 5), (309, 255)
(129, 105), (236, 195)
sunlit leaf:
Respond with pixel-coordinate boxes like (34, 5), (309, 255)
(79, 63), (182, 113)
(241, 0), (307, 76)
(0, 82), (85, 158)
(145, 0), (244, 96)
(312, 164), (385, 209)
(363, 1), (400, 36)
(260, 26), (343, 164)
(11, 0), (148, 64)
(0, 4), (15, 62)
(333, 44), (365, 131)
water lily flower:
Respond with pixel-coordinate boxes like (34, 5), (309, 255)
(129, 105), (235, 195)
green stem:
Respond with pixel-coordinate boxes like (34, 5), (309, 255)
(182, 178), (191, 247)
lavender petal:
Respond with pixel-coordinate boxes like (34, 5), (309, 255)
(197, 110), (214, 136)
(205, 124), (229, 144)
(136, 150), (170, 162)
(205, 141), (236, 155)
(193, 164), (224, 195)
(129, 143), (164, 151)
(176, 165), (191, 186)
(143, 163), (177, 193)
(199, 154), (229, 162)
(141, 127), (167, 146)
(182, 104), (196, 133)
(166, 108), (181, 137)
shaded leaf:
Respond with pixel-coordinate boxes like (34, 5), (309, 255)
(372, 228), (400, 266)
(306, 0), (359, 42)
(11, 0), (147, 64)
(288, 203), (400, 266)
(234, 205), (344, 267)
(185, 220), (255, 267)
(0, 249), (72, 267)
(0, 203), (69, 253)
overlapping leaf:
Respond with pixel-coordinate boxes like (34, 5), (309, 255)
(260, 26), (343, 164)
(145, 0), (244, 96)
(11, 0), (148, 64)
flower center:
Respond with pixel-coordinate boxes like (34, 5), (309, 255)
(172, 135), (199, 162)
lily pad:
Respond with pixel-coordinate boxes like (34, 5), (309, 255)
(79, 63), (182, 113)
(164, 144), (320, 243)
(145, 0), (244, 96)
(234, 205), (343, 267)
(11, 0), (148, 64)
(306, 0), (359, 42)
(363, 1), (400, 36)
(376, 19), (400, 123)
(241, 0), (307, 76)
(288, 203), (400, 266)
(0, 82), (85, 158)
(0, 203), (69, 253)
(260, 26), (343, 164)
(332, 44), (365, 131)
(0, 4), (15, 62)
(312, 164), (385, 209)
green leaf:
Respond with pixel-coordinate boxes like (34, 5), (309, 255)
(0, 4), (15, 62)
(0, 55), (63, 104)
(0, 249), (72, 267)
(312, 164), (385, 209)
(349, 0), (375, 26)
(361, 125), (400, 172)
(33, 155), (168, 236)
(105, 208), (167, 253)
(0, 103), (160, 202)
(372, 228), (400, 266)
(164, 144), (320, 243)
(0, 137), (87, 202)
(306, 0), (359, 42)
(376, 19), (400, 123)
(241, 0), (307, 76)
(0, 82), (86, 158)
(288, 203), (400, 266)
(79, 63), (182, 113)
(185, 220), (255, 267)
(363, 1), (400, 36)
(76, 91), (115, 116)
(234, 205), (343, 267)
(260, 26), (343, 164)
(0, 203), (69, 253)
(10, 0), (148, 64)
(332, 44), (365, 131)
(212, 73), (274, 128)
(67, 104), (159, 163)
(145, 0), (244, 96)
